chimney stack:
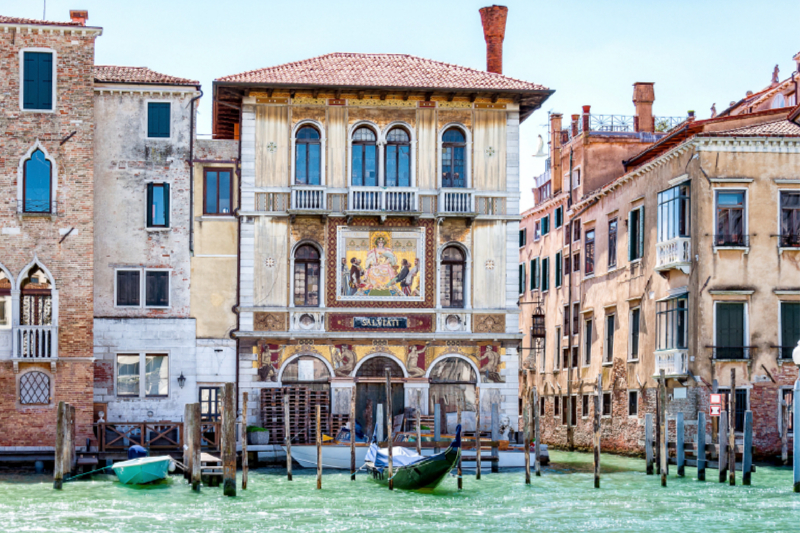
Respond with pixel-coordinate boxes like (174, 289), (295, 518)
(479, 5), (508, 74)
(549, 114), (563, 192)
(582, 105), (591, 133)
(632, 82), (655, 133)
(69, 10), (88, 25)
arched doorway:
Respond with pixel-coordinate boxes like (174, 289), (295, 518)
(428, 356), (478, 416)
(355, 356), (405, 439)
(280, 355), (331, 393)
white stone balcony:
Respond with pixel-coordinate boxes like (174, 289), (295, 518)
(348, 186), (419, 213)
(653, 349), (688, 378)
(438, 189), (475, 214)
(655, 237), (691, 273)
(290, 186), (326, 211)
(12, 325), (58, 372)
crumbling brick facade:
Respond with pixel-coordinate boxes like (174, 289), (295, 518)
(0, 20), (100, 447)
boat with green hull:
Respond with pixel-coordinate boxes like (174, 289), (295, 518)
(365, 425), (462, 490)
(112, 456), (172, 485)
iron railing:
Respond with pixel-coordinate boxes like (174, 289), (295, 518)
(779, 234), (800, 247)
(590, 114), (635, 132)
(709, 346), (754, 360)
(655, 116), (687, 132)
(17, 200), (58, 215)
(713, 234), (749, 247)
(774, 345), (797, 360)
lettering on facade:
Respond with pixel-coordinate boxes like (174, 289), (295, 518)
(353, 316), (408, 329)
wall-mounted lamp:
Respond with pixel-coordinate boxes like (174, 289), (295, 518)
(177, 372), (186, 389)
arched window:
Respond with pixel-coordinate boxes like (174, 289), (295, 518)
(19, 371), (51, 405)
(440, 246), (465, 308)
(355, 356), (404, 378)
(429, 357), (477, 414)
(20, 267), (52, 326)
(0, 270), (10, 328)
(282, 355), (331, 392)
(385, 127), (410, 187)
(23, 149), (52, 213)
(351, 127), (377, 186)
(293, 245), (320, 307)
(295, 126), (321, 185)
(442, 128), (466, 188)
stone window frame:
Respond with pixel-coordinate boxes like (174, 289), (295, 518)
(437, 242), (471, 310)
(144, 180), (172, 232)
(289, 240), (325, 309)
(114, 351), (172, 399)
(628, 305), (641, 362)
(113, 267), (172, 310)
(144, 99), (173, 141)
(15, 367), (55, 409)
(437, 123), (472, 190)
(381, 121), (416, 188)
(601, 391), (612, 418)
(18, 140), (58, 217)
(19, 47), (57, 114)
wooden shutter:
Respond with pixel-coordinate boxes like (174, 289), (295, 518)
(38, 53), (53, 109)
(146, 271), (170, 307)
(117, 271), (140, 306)
(542, 257), (549, 291)
(163, 183), (170, 227)
(146, 183), (154, 227)
(716, 303), (744, 348)
(628, 210), (634, 261)
(555, 251), (562, 286)
(519, 264), (525, 294)
(148, 103), (170, 138)
(530, 259), (536, 290)
(637, 207), (645, 259)
(782, 303), (800, 356)
(23, 52), (53, 110)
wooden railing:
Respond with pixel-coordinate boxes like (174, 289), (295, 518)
(94, 422), (220, 452)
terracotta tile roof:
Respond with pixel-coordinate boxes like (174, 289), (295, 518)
(216, 53), (549, 92)
(0, 15), (84, 27)
(94, 66), (199, 87)
(703, 119), (800, 137)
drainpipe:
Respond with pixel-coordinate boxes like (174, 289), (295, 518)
(188, 88), (204, 255)
(566, 148), (574, 449)
(234, 103), (243, 419)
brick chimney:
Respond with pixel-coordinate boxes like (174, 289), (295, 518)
(549, 114), (563, 192)
(70, 10), (88, 25)
(582, 105), (591, 133)
(479, 5), (508, 74)
(632, 82), (655, 133)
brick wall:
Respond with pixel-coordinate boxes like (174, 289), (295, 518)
(0, 26), (98, 446)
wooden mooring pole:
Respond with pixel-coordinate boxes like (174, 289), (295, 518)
(697, 411), (706, 481)
(594, 373), (602, 489)
(743, 410), (753, 486)
(68, 404), (75, 475)
(434, 402), (442, 455)
(533, 388), (541, 477)
(191, 403), (201, 492)
(242, 392), (248, 490)
(676, 412), (685, 477)
(781, 398), (790, 465)
(491, 403), (499, 474)
(316, 404), (322, 490)
(524, 392), (531, 485)
(416, 390), (422, 457)
(457, 397), (462, 491)
(350, 385), (357, 481)
(719, 410), (728, 483)
(645, 413), (654, 475)
(184, 403), (192, 481)
(54, 401), (66, 490)
(284, 389), (292, 481)
(475, 386), (481, 480)
(793, 378), (800, 492)
(222, 383), (237, 497)
(659, 369), (667, 487)
(385, 368), (394, 491)
(728, 370), (736, 486)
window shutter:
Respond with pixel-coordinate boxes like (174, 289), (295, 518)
(159, 104), (170, 137)
(782, 303), (800, 353)
(530, 260), (535, 290)
(717, 303), (744, 348)
(39, 53), (53, 109)
(146, 183), (154, 227)
(637, 206), (645, 259)
(556, 252), (562, 286)
(23, 53), (37, 108)
(628, 210), (634, 261)
(163, 183), (170, 227)
(519, 264), (525, 294)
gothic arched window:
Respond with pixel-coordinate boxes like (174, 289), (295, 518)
(294, 245), (321, 307)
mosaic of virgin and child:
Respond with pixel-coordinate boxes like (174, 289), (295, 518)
(340, 232), (420, 297)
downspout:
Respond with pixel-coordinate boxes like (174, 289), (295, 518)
(566, 147), (573, 449)
(188, 88), (204, 255)
(234, 103), (243, 418)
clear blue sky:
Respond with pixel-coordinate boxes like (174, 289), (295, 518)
(5, 0), (799, 210)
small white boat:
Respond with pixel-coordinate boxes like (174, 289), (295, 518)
(284, 443), (548, 469)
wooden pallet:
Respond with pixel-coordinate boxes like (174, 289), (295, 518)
(261, 387), (332, 444)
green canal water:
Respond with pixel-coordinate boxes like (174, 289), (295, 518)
(1, 451), (800, 532)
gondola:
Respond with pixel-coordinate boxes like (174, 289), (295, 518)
(364, 424), (461, 490)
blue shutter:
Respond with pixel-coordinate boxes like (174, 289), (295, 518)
(148, 103), (170, 138)
(39, 53), (53, 109)
(163, 182), (170, 227)
(146, 183), (154, 227)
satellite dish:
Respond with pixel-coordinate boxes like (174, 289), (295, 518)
(532, 135), (547, 158)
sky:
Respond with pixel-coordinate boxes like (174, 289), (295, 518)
(5, 0), (799, 211)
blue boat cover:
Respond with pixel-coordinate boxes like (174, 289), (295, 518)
(365, 425), (461, 469)
(127, 445), (148, 459)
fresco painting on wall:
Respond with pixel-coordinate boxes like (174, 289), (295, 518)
(337, 228), (424, 301)
(257, 342), (282, 382)
(406, 344), (428, 378)
(332, 344), (356, 377)
(480, 344), (504, 383)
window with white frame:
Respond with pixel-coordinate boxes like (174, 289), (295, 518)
(116, 269), (170, 308)
(779, 191), (800, 247)
(656, 296), (688, 351)
(628, 206), (644, 261)
(147, 102), (170, 138)
(116, 353), (169, 398)
(714, 190), (747, 247)
(0, 270), (10, 328)
(22, 50), (55, 111)
(657, 184), (690, 243)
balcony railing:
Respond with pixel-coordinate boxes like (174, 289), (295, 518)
(709, 346), (754, 360)
(12, 325), (58, 360)
(439, 189), (474, 214)
(653, 349), (688, 377)
(349, 187), (418, 213)
(779, 234), (800, 248)
(655, 237), (691, 271)
(291, 186), (326, 211)
(775, 345), (797, 360)
(714, 234), (749, 248)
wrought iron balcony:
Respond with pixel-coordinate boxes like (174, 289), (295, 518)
(779, 234), (800, 248)
(655, 237), (691, 272)
(290, 186), (326, 211)
(12, 325), (58, 372)
(713, 234), (749, 248)
(348, 187), (418, 213)
(709, 346), (754, 360)
(438, 189), (474, 214)
(653, 349), (689, 378)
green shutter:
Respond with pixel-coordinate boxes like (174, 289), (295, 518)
(23, 52), (53, 110)
(716, 303), (744, 348)
(637, 206), (645, 259)
(163, 182), (170, 227)
(782, 303), (800, 357)
(556, 251), (562, 287)
(148, 102), (170, 138)
(542, 215), (549, 235)
(555, 207), (562, 228)
(146, 183), (154, 227)
(542, 257), (549, 291)
(519, 264), (525, 294)
(628, 210), (634, 261)
(529, 259), (536, 290)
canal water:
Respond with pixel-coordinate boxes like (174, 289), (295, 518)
(1, 451), (799, 532)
